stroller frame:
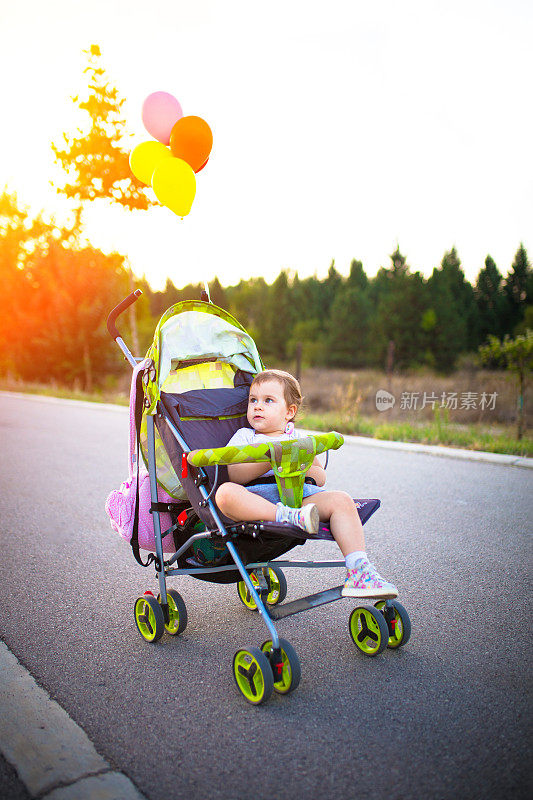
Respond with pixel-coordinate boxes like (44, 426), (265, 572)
(108, 290), (411, 703)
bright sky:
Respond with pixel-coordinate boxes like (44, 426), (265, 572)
(0, 0), (531, 289)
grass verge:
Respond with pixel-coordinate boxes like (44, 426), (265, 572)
(299, 412), (532, 457)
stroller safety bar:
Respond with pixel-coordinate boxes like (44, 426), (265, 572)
(188, 432), (344, 509)
(187, 432), (344, 468)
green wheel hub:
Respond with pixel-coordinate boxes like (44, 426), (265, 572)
(349, 605), (389, 656)
(233, 647), (274, 705)
(158, 590), (188, 636)
(237, 572), (261, 610)
(261, 638), (301, 695)
(236, 566), (287, 610)
(134, 594), (164, 643)
(375, 600), (411, 648)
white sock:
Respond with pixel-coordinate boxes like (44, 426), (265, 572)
(345, 551), (367, 571)
(275, 503), (295, 525)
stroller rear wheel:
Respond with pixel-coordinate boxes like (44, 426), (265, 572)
(134, 594), (165, 643)
(233, 647), (274, 705)
(261, 638), (301, 695)
(236, 566), (287, 610)
(374, 600), (411, 648)
(348, 605), (389, 656)
(157, 590), (188, 636)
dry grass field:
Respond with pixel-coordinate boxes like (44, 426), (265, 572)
(2, 366), (531, 456)
(299, 367), (527, 426)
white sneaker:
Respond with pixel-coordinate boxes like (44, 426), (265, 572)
(342, 558), (398, 598)
(276, 502), (319, 534)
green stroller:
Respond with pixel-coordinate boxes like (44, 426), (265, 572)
(107, 290), (411, 705)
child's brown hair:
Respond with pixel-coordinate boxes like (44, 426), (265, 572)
(250, 370), (303, 419)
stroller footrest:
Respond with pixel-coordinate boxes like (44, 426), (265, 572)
(267, 585), (344, 621)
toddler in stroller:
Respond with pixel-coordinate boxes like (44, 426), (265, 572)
(213, 368), (398, 599)
(107, 290), (411, 705)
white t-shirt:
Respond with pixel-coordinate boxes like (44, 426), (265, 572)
(226, 426), (305, 479)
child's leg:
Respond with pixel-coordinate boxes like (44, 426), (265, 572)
(303, 490), (397, 598)
(216, 482), (320, 534)
(215, 482), (277, 522)
(303, 490), (365, 555)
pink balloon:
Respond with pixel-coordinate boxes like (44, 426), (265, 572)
(142, 92), (183, 145)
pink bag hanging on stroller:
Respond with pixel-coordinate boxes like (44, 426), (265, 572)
(105, 359), (177, 553)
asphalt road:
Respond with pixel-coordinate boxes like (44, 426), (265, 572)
(0, 393), (531, 800)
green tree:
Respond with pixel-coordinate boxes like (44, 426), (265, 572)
(21, 240), (129, 390)
(502, 243), (531, 335)
(475, 255), (506, 343)
(226, 276), (270, 347)
(369, 249), (430, 369)
(479, 330), (532, 439)
(260, 270), (295, 361)
(427, 248), (479, 370)
(209, 276), (227, 309)
(327, 259), (372, 367)
(322, 260), (343, 318)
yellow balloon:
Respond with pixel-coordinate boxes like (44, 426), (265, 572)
(129, 141), (172, 185)
(151, 157), (196, 217)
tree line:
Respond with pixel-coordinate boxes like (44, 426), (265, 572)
(1, 188), (530, 391)
(145, 244), (531, 372)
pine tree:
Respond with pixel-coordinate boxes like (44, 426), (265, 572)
(369, 249), (430, 369)
(427, 247), (479, 369)
(261, 270), (295, 361)
(502, 243), (531, 334)
(475, 255), (505, 342)
(328, 260), (372, 367)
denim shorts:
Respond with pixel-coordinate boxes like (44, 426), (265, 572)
(246, 481), (324, 505)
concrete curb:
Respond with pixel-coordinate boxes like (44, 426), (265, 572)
(2, 390), (531, 468)
(0, 641), (146, 800)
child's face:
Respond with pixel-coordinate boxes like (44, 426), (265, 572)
(247, 379), (296, 435)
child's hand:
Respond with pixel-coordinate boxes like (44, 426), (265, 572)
(187, 450), (198, 463)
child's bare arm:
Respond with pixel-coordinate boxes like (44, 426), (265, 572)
(187, 450), (270, 485)
(307, 456), (326, 487)
(227, 461), (271, 485)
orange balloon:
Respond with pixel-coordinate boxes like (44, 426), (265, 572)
(170, 116), (213, 173)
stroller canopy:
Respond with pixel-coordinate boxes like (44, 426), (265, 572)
(143, 301), (263, 415)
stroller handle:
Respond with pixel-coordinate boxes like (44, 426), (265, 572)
(107, 290), (143, 341)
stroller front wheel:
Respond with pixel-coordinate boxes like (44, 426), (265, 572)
(232, 647), (274, 705)
(348, 605), (389, 657)
(134, 594), (165, 643)
(261, 638), (301, 695)
(374, 599), (411, 648)
(157, 589), (188, 636)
